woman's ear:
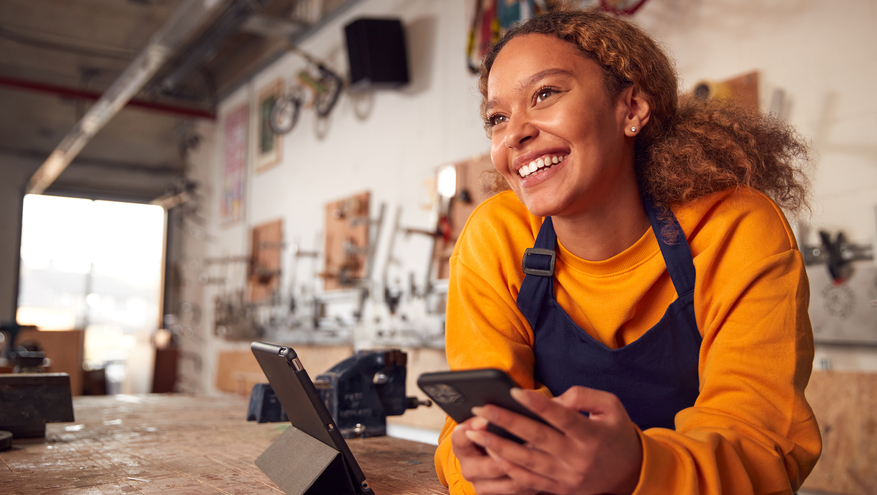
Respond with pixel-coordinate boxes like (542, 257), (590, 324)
(622, 85), (651, 137)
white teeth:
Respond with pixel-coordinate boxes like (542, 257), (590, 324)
(518, 155), (567, 177)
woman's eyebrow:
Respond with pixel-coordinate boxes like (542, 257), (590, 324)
(485, 68), (574, 114)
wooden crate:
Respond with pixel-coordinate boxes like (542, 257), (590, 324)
(3, 329), (84, 396)
(801, 370), (877, 494)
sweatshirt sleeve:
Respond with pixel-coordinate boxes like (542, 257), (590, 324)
(632, 196), (821, 494)
(434, 196), (547, 494)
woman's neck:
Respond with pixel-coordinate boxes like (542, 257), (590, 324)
(551, 187), (651, 262)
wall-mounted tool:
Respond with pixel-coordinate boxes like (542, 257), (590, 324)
(323, 192), (372, 291)
(379, 206), (409, 316)
(248, 219), (284, 303)
(799, 224), (874, 283)
(287, 239), (320, 316)
(799, 216), (877, 345)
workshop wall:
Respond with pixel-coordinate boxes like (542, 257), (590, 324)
(631, 0), (877, 369)
(181, 0), (488, 395)
(180, 0), (877, 401)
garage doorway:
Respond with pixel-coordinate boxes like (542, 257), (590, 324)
(17, 194), (165, 394)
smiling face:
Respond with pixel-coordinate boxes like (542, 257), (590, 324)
(486, 34), (643, 221)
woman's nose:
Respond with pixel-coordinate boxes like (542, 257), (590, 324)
(504, 118), (537, 149)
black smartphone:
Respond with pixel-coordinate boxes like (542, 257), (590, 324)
(417, 368), (553, 444)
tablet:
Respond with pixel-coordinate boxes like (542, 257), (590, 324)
(251, 341), (374, 495)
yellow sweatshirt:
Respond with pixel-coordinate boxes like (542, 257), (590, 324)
(436, 188), (821, 495)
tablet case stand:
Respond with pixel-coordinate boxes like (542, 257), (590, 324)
(256, 426), (357, 495)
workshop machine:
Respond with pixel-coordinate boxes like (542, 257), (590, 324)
(247, 349), (431, 438)
(0, 321), (75, 449)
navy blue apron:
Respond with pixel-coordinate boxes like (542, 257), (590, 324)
(516, 198), (702, 430)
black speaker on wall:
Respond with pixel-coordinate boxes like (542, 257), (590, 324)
(344, 18), (410, 90)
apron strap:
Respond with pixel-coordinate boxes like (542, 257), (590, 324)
(643, 197), (696, 297)
(518, 217), (557, 328)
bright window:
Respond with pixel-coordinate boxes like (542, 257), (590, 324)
(17, 194), (165, 394)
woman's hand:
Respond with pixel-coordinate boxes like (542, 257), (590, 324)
(451, 416), (539, 495)
(463, 386), (643, 495)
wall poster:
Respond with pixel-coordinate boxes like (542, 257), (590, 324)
(255, 79), (283, 172)
(221, 103), (248, 227)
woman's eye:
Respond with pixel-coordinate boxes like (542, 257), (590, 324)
(536, 87), (556, 103)
(487, 114), (508, 127)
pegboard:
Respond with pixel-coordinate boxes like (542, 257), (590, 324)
(692, 71), (759, 111)
(433, 153), (497, 280)
(323, 191), (370, 291)
(247, 219), (283, 302)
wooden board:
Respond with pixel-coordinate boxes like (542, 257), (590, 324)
(215, 345), (354, 395)
(324, 191), (371, 291)
(388, 347), (449, 431)
(691, 71), (759, 111)
(0, 394), (447, 494)
(722, 71), (759, 111)
(801, 370), (877, 494)
(247, 219), (283, 303)
(5, 329), (84, 396)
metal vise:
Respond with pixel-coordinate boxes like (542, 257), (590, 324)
(0, 321), (74, 439)
(316, 349), (431, 438)
(247, 349), (430, 439)
(1, 320), (43, 372)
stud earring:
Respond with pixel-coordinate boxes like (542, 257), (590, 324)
(631, 126), (637, 133)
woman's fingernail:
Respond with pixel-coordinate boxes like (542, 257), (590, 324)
(471, 406), (485, 416)
(470, 416), (489, 429)
(465, 429), (489, 447)
(510, 387), (528, 402)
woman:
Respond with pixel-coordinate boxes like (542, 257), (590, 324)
(435, 6), (821, 495)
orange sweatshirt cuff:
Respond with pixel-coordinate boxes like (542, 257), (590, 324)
(631, 428), (680, 495)
(435, 432), (478, 495)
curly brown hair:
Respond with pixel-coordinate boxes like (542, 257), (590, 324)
(478, 6), (811, 215)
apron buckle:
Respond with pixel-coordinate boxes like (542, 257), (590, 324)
(522, 248), (556, 276)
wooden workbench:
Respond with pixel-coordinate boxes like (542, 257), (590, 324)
(0, 394), (448, 494)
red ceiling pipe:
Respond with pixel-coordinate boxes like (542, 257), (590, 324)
(0, 75), (216, 120)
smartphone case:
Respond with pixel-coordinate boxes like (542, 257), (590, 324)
(417, 368), (551, 444)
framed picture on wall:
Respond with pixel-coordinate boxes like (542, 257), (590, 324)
(255, 79), (283, 172)
(221, 103), (248, 227)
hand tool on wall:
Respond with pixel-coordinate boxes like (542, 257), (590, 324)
(798, 223), (874, 284)
(381, 206), (405, 315)
(350, 203), (385, 319)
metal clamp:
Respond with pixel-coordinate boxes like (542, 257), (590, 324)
(522, 248), (556, 277)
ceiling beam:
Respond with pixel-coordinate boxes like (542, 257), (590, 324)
(0, 75), (215, 120)
(1, 146), (184, 176)
(26, 0), (229, 195)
